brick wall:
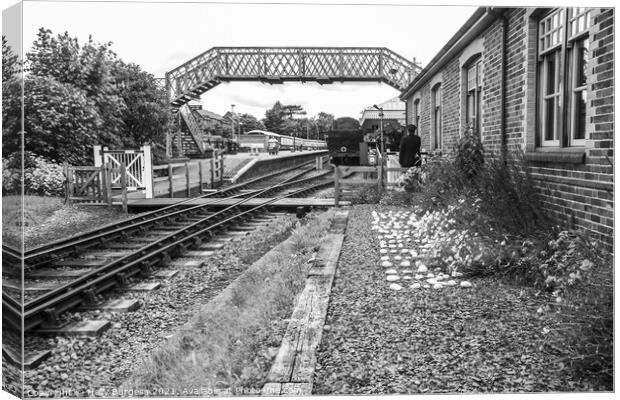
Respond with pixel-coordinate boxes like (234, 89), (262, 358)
(441, 58), (462, 152)
(402, 7), (614, 247)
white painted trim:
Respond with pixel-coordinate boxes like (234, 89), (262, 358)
(459, 37), (484, 67)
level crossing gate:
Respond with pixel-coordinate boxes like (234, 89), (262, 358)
(94, 145), (154, 198)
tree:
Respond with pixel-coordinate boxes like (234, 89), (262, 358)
(111, 60), (169, 147)
(4, 28), (172, 163)
(263, 102), (308, 135)
(281, 104), (307, 119)
(2, 37), (22, 158)
(26, 28), (125, 147)
(16, 75), (101, 164)
(2, 36), (19, 82)
(315, 112), (335, 136)
(237, 113), (264, 133)
(263, 101), (286, 134)
(281, 119), (300, 137)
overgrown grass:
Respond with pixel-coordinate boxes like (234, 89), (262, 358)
(2, 195), (65, 247)
(121, 210), (335, 394)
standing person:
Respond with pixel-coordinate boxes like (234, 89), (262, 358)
(399, 124), (422, 168)
(268, 137), (279, 155)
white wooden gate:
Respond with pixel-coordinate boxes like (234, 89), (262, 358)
(94, 145), (153, 198)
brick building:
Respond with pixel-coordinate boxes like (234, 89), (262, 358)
(400, 7), (614, 246)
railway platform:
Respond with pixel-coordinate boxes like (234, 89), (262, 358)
(111, 150), (327, 202)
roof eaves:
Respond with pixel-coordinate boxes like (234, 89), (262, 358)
(400, 7), (505, 100)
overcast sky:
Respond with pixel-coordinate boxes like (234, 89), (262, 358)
(11, 0), (605, 120)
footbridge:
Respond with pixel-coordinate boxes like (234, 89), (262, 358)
(166, 47), (421, 156)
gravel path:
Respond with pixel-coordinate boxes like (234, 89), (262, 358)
(313, 205), (587, 394)
(23, 213), (298, 397)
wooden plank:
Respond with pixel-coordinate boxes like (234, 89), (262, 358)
(339, 179), (378, 186)
(308, 234), (344, 276)
(290, 276), (332, 383)
(263, 218), (347, 393)
(267, 286), (312, 382)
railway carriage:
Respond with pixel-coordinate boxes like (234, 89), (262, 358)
(242, 130), (326, 152)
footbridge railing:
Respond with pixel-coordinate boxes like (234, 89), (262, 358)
(166, 47), (421, 107)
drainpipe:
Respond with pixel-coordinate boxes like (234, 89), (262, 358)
(486, 7), (508, 161)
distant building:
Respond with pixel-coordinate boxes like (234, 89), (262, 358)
(195, 109), (231, 131)
(359, 97), (406, 133)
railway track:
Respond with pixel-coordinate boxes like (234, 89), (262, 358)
(2, 162), (334, 334)
(3, 160), (323, 272)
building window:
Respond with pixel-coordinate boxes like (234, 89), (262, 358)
(465, 58), (482, 134)
(537, 7), (591, 147)
(413, 98), (420, 127)
(432, 84), (442, 149)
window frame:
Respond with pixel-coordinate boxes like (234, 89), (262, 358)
(465, 57), (483, 135)
(536, 7), (591, 149)
(431, 83), (442, 150)
(413, 98), (420, 127)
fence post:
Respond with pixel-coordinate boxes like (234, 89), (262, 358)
(219, 151), (224, 185)
(334, 166), (340, 206)
(63, 162), (72, 204)
(93, 145), (102, 167)
(185, 161), (191, 197)
(168, 162), (174, 198)
(142, 145), (154, 199)
(120, 163), (128, 214)
(198, 160), (204, 192)
(104, 162), (113, 207)
(378, 158), (384, 194)
(210, 157), (215, 189)
(99, 163), (107, 205)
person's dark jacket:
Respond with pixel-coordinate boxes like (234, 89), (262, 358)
(399, 134), (421, 168)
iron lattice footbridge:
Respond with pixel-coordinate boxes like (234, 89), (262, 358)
(166, 47), (420, 156)
(166, 47), (420, 107)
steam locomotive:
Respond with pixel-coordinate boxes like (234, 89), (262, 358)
(325, 117), (404, 165)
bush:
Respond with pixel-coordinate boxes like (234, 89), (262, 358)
(454, 125), (484, 181)
(347, 184), (381, 204)
(475, 152), (547, 234)
(2, 152), (65, 196)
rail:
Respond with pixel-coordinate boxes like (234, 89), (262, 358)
(22, 170), (332, 331)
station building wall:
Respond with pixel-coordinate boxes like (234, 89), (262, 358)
(403, 7), (614, 247)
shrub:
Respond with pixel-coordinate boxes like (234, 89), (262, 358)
(2, 152), (65, 196)
(475, 152), (548, 234)
(348, 184), (381, 204)
(454, 125), (484, 181)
